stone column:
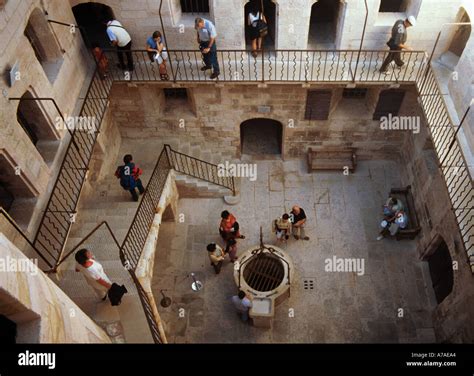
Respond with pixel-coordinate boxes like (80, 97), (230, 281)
(212, 0), (246, 49)
(277, 0), (316, 49)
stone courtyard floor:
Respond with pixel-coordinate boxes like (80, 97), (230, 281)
(151, 158), (438, 343)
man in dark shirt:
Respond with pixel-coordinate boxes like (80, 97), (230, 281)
(290, 205), (310, 240)
(380, 15), (416, 74)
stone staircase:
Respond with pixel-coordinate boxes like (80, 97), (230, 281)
(52, 139), (237, 343)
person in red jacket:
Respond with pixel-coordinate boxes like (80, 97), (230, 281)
(115, 154), (145, 201)
(219, 210), (245, 241)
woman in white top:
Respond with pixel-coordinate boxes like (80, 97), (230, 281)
(248, 3), (266, 57)
(75, 249), (112, 300)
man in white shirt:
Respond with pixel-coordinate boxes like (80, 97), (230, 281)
(105, 19), (134, 71)
(75, 248), (112, 301)
(231, 290), (253, 322)
(195, 17), (220, 79)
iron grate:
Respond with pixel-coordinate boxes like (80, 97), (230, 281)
(243, 254), (284, 292)
(303, 278), (315, 290)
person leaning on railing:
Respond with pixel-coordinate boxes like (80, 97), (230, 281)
(145, 30), (169, 80)
(104, 18), (134, 72)
(379, 15), (416, 75)
(195, 17), (220, 79)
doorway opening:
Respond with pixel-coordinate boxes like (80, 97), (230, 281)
(72, 2), (115, 48)
(427, 239), (454, 304)
(438, 8), (471, 70)
(244, 0), (277, 50)
(16, 90), (60, 166)
(240, 118), (282, 157)
(308, 0), (341, 49)
(0, 151), (39, 231)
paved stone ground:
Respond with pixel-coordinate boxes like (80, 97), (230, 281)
(151, 158), (438, 343)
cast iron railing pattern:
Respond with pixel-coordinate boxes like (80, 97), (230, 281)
(32, 70), (113, 271)
(103, 49), (427, 83)
(166, 144), (235, 194)
(120, 144), (234, 272)
(417, 67), (474, 263)
(62, 221), (164, 344)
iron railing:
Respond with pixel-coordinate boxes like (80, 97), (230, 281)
(416, 67), (474, 264)
(120, 144), (235, 272)
(102, 48), (427, 83)
(32, 70), (113, 272)
(62, 221), (164, 344)
(165, 144), (235, 194)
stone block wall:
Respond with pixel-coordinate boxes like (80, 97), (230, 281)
(400, 105), (474, 342)
(0, 0), (91, 234)
(108, 82), (421, 161)
(0, 233), (111, 343)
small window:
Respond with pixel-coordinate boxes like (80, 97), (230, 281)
(180, 0), (209, 14)
(305, 90), (332, 120)
(342, 88), (368, 99)
(163, 88), (195, 116)
(373, 90), (405, 120)
(164, 88), (188, 100)
(379, 0), (407, 12)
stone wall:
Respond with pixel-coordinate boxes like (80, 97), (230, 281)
(64, 0), (466, 52)
(108, 82), (422, 161)
(0, 0), (91, 234)
(0, 233), (111, 343)
(400, 108), (474, 342)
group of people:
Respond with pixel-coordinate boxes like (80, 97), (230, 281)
(92, 19), (169, 80)
(274, 205), (310, 243)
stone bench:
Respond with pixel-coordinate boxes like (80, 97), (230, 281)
(307, 147), (357, 173)
(389, 185), (421, 240)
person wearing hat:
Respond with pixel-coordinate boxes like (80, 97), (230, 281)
(195, 17), (220, 79)
(380, 16), (416, 74)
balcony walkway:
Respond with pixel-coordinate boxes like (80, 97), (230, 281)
(102, 49), (427, 83)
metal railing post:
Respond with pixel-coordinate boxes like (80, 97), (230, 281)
(352, 0), (368, 82)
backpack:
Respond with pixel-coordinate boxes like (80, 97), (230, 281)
(118, 164), (137, 190)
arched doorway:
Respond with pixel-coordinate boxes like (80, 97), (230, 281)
(427, 238), (454, 304)
(307, 0), (343, 49)
(72, 2), (115, 48)
(240, 118), (283, 156)
(438, 8), (471, 70)
(244, 0), (277, 50)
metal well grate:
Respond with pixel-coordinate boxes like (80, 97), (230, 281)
(242, 254), (285, 292)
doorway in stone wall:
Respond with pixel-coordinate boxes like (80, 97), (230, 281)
(244, 0), (277, 51)
(240, 118), (282, 158)
(307, 0), (343, 49)
(72, 2), (115, 48)
(427, 238), (454, 305)
(438, 9), (471, 70)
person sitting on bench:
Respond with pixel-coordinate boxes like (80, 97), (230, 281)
(377, 209), (408, 240)
(274, 214), (292, 243)
(383, 196), (404, 217)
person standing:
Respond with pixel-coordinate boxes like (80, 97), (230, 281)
(379, 16), (416, 74)
(231, 290), (253, 322)
(105, 18), (134, 71)
(115, 154), (145, 201)
(290, 205), (310, 240)
(75, 249), (112, 301)
(145, 30), (169, 80)
(225, 238), (238, 263)
(195, 17), (220, 79)
(248, 3), (267, 57)
(219, 210), (245, 241)
(207, 243), (226, 274)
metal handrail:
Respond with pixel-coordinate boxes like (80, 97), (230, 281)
(165, 144), (235, 195)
